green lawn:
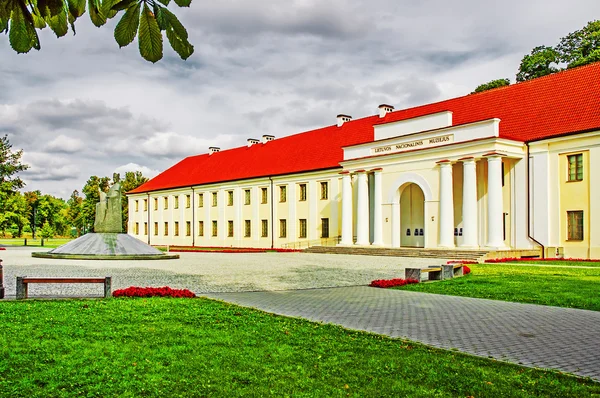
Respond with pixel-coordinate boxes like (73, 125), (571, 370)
(0, 238), (72, 248)
(497, 260), (600, 267)
(396, 263), (600, 311)
(1, 299), (598, 397)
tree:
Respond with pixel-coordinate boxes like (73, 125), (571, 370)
(119, 171), (148, 231)
(0, 0), (193, 63)
(516, 46), (560, 82)
(0, 135), (29, 236)
(35, 194), (68, 236)
(66, 189), (85, 236)
(557, 20), (600, 68)
(472, 78), (510, 94)
(39, 221), (55, 239)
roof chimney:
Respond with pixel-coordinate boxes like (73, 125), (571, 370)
(247, 138), (260, 147)
(262, 134), (275, 143)
(209, 147), (220, 155)
(378, 104), (394, 118)
(337, 114), (352, 127)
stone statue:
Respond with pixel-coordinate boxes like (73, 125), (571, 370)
(94, 183), (123, 233)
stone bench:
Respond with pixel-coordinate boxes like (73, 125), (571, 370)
(16, 277), (112, 299)
(405, 264), (464, 282)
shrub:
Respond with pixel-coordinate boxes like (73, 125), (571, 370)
(463, 265), (471, 274)
(485, 257), (600, 263)
(113, 286), (196, 298)
(369, 278), (419, 288)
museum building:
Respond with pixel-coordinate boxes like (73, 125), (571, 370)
(127, 62), (600, 259)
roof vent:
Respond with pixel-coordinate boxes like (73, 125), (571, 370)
(209, 147), (220, 155)
(262, 135), (275, 143)
(337, 114), (352, 127)
(247, 138), (260, 147)
(378, 104), (394, 118)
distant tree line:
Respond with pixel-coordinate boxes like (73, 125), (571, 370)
(0, 134), (148, 238)
(473, 20), (600, 93)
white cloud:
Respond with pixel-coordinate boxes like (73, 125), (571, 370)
(45, 134), (85, 153)
(113, 163), (160, 178)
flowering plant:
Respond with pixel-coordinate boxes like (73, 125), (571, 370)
(463, 265), (471, 274)
(369, 278), (419, 288)
(447, 260), (477, 264)
(113, 286), (196, 298)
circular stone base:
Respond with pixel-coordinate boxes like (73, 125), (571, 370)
(32, 233), (180, 260)
(31, 252), (180, 260)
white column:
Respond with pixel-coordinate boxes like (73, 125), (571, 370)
(461, 158), (478, 247)
(391, 202), (400, 247)
(438, 161), (455, 248)
(486, 155), (505, 248)
(340, 172), (353, 245)
(372, 169), (384, 246)
(355, 170), (370, 246)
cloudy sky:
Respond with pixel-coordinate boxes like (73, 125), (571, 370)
(1, 0), (598, 199)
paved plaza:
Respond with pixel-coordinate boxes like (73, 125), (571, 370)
(1, 247), (599, 381)
(0, 247), (438, 297)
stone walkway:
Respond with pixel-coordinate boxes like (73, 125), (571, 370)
(203, 286), (600, 381)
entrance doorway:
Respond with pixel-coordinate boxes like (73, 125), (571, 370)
(400, 183), (425, 247)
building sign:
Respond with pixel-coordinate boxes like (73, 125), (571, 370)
(371, 134), (454, 155)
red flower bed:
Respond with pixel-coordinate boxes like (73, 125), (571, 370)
(163, 246), (301, 253)
(485, 257), (600, 263)
(0, 247), (6, 250)
(369, 278), (419, 288)
(113, 286), (196, 298)
(446, 260), (477, 264)
(463, 265), (471, 274)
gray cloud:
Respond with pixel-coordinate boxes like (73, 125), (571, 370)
(1, 0), (599, 198)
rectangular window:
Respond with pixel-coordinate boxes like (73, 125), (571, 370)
(279, 219), (287, 238)
(244, 220), (251, 237)
(321, 218), (329, 238)
(174, 221), (179, 236)
(174, 195), (179, 209)
(299, 184), (307, 201)
(228, 220), (234, 237)
(135, 222), (139, 235)
(198, 193), (204, 208)
(279, 186), (287, 202)
(567, 154), (583, 181)
(144, 222), (148, 236)
(567, 211), (584, 240)
(164, 222), (169, 236)
(299, 219), (307, 238)
(154, 222), (158, 236)
(198, 221), (204, 237)
(245, 189), (251, 205)
(212, 192), (218, 207)
(143, 199), (147, 211)
(186, 221), (191, 236)
(212, 221), (218, 237)
(164, 197), (168, 210)
(186, 195), (191, 208)
(135, 200), (139, 212)
(228, 191), (234, 206)
(320, 182), (328, 200)
(261, 220), (268, 238)
(261, 187), (268, 204)
(154, 198), (158, 210)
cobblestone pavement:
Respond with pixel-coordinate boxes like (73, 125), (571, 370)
(203, 286), (600, 381)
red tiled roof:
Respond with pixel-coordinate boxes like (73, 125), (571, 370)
(130, 63), (600, 194)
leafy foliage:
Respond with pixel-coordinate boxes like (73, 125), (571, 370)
(516, 45), (560, 82)
(557, 20), (600, 68)
(39, 220), (55, 239)
(472, 78), (510, 93)
(1, 0), (194, 62)
(0, 135), (29, 236)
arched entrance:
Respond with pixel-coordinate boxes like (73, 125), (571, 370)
(400, 183), (425, 247)
(388, 172), (433, 248)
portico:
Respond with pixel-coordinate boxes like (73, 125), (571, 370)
(339, 117), (520, 250)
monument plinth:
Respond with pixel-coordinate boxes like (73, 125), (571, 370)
(33, 183), (178, 260)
